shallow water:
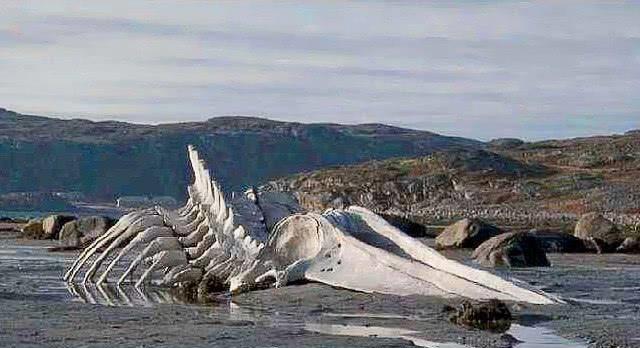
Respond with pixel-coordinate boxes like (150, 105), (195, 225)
(305, 323), (471, 348)
(0, 238), (637, 347)
(64, 283), (588, 348)
(508, 325), (587, 348)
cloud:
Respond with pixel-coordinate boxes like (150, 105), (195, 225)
(0, 1), (639, 140)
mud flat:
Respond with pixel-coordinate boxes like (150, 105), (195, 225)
(0, 234), (638, 347)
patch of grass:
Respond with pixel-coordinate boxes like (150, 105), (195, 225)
(621, 224), (640, 238)
(541, 173), (604, 194)
(383, 159), (415, 177)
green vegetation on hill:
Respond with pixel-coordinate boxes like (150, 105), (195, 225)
(268, 131), (640, 230)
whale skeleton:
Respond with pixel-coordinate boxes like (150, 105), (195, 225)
(64, 146), (558, 305)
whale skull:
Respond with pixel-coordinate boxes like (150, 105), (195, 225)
(64, 146), (557, 305)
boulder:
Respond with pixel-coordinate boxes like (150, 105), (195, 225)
(583, 237), (609, 254)
(380, 213), (431, 237)
(473, 232), (550, 268)
(574, 213), (624, 253)
(436, 218), (503, 249)
(42, 214), (76, 239)
(59, 216), (116, 248)
(528, 229), (586, 253)
(21, 219), (45, 239)
(449, 299), (512, 333)
(616, 237), (640, 254)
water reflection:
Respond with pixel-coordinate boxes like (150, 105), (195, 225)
(305, 323), (470, 348)
(66, 283), (203, 307)
(65, 283), (587, 348)
(508, 324), (587, 348)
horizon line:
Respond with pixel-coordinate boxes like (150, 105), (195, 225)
(2, 106), (637, 143)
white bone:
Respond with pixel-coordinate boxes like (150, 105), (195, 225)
(186, 230), (217, 259)
(179, 218), (210, 247)
(117, 237), (182, 285)
(173, 211), (205, 236)
(64, 211), (143, 281)
(96, 226), (174, 286)
(136, 250), (188, 287)
(344, 207), (557, 304)
(233, 226), (245, 239)
(66, 212), (161, 282)
(162, 265), (203, 286)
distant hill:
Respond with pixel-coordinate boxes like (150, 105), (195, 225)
(267, 131), (640, 231)
(0, 108), (481, 201)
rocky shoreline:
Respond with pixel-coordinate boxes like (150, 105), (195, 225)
(5, 214), (117, 251)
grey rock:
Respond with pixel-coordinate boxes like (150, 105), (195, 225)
(449, 299), (513, 333)
(379, 213), (431, 237)
(42, 215), (76, 240)
(436, 218), (503, 249)
(20, 219), (44, 239)
(528, 229), (586, 253)
(574, 213), (624, 253)
(500, 333), (523, 346)
(59, 216), (116, 247)
(472, 232), (550, 268)
(170, 274), (228, 304)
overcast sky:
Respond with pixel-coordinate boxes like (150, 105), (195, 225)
(1, 1), (639, 140)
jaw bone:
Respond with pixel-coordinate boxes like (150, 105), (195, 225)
(66, 145), (558, 305)
(230, 207), (557, 305)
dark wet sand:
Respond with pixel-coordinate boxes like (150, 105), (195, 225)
(1, 233), (638, 348)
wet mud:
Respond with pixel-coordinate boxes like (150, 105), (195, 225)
(0, 234), (638, 347)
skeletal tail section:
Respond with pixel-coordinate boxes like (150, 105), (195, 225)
(65, 145), (266, 288)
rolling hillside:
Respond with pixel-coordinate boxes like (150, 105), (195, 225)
(0, 108), (481, 201)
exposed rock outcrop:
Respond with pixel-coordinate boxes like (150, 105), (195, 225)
(42, 215), (76, 240)
(436, 218), (503, 249)
(574, 213), (624, 253)
(265, 129), (640, 235)
(58, 216), (116, 248)
(472, 232), (550, 268)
